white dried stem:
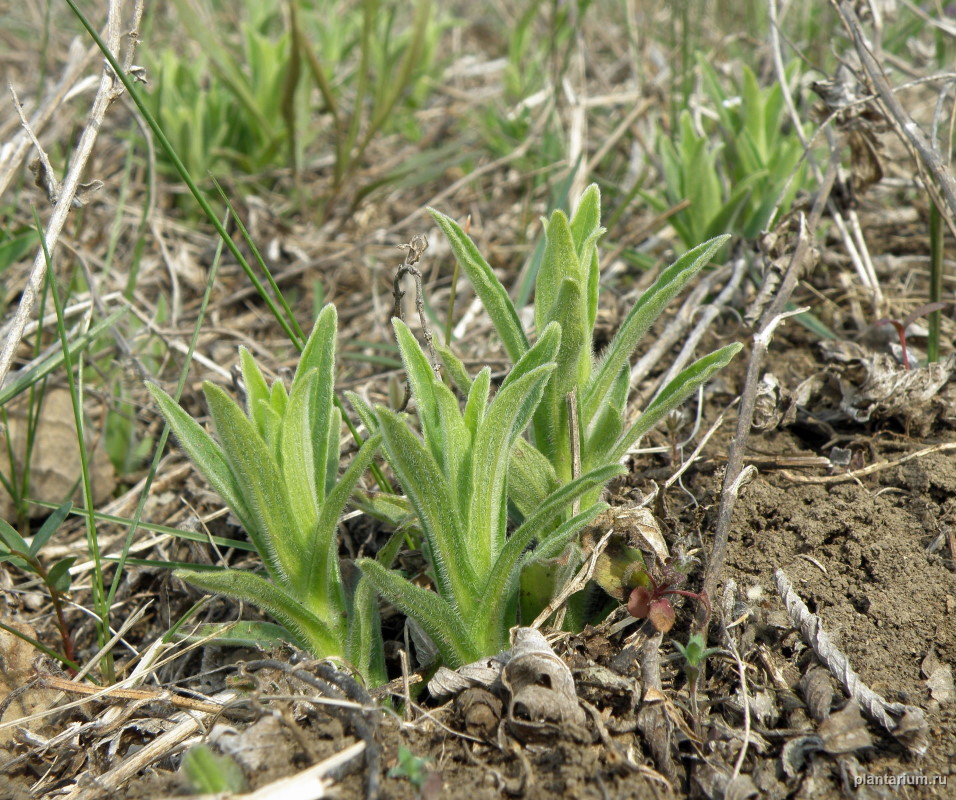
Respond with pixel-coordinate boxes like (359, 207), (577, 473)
(0, 1), (129, 390)
(774, 568), (928, 754)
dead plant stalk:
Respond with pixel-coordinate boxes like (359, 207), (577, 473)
(695, 152), (838, 635)
(0, 1), (139, 389)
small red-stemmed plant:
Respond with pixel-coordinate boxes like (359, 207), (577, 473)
(626, 559), (711, 633)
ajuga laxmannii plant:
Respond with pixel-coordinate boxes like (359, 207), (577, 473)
(149, 305), (387, 685)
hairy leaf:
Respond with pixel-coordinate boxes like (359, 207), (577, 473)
(356, 558), (480, 668)
(584, 235), (729, 424)
(612, 343), (742, 461)
(175, 568), (342, 657)
(428, 209), (529, 363)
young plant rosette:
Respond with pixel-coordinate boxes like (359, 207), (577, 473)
(148, 305), (386, 685)
(350, 319), (622, 667)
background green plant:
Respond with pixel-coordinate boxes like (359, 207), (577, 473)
(647, 60), (810, 257)
(141, 0), (441, 214)
(0, 500), (80, 670)
(148, 305), (387, 685)
(429, 185), (740, 622)
(432, 186), (741, 517)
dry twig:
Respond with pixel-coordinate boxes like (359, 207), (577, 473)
(695, 147), (839, 637)
(834, 1), (956, 240)
(780, 441), (956, 484)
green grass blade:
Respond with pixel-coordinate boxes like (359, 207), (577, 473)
(0, 307), (128, 407)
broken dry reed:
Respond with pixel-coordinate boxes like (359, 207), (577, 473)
(835, 1), (956, 238)
(774, 568), (929, 754)
(391, 233), (438, 376)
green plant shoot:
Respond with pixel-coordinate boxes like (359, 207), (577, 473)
(430, 184), (742, 519)
(148, 304), (386, 685)
(0, 500), (78, 668)
(353, 319), (622, 667)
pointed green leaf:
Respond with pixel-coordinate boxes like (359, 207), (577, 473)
(239, 347), (270, 438)
(569, 184), (601, 254)
(203, 382), (301, 585)
(585, 244), (600, 338)
(356, 558), (480, 668)
(435, 340), (473, 394)
(174, 567), (342, 657)
(30, 500), (72, 558)
(535, 210), (579, 335)
(394, 321), (468, 482)
(609, 362), (631, 409)
(529, 503), (609, 563)
(506, 463), (622, 563)
(612, 342), (742, 461)
(508, 437), (560, 519)
(499, 322), (561, 393)
(47, 557), (76, 593)
(463, 367), (490, 440)
(303, 433), (382, 618)
(375, 407), (476, 609)
(470, 365), (555, 572)
(435, 379), (470, 488)
(347, 576), (386, 687)
(295, 303), (337, 382)
(428, 208), (529, 363)
(544, 278), (588, 394)
(279, 368), (321, 540)
(0, 520), (30, 558)
(346, 391), (379, 434)
(476, 488), (613, 651)
(176, 620), (301, 649)
(147, 383), (256, 547)
(569, 184), (604, 336)
(393, 319), (443, 458)
(584, 235), (729, 424)
(0, 554), (30, 570)
(324, 406), (342, 498)
(256, 399), (282, 457)
(296, 305), (336, 503)
(585, 405), (624, 468)
(269, 379), (288, 416)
